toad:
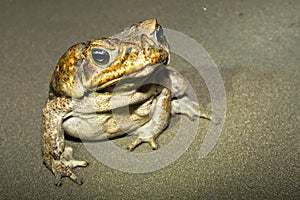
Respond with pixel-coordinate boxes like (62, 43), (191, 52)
(42, 19), (210, 185)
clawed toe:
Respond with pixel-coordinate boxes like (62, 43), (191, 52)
(150, 138), (158, 150)
(199, 111), (212, 120)
(127, 138), (142, 151)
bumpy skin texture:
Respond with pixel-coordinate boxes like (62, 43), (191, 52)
(42, 19), (210, 185)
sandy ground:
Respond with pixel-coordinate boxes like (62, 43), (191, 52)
(1, 0), (299, 199)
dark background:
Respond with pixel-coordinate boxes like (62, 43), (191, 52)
(1, 0), (299, 199)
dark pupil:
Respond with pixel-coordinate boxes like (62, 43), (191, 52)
(155, 25), (164, 43)
(91, 48), (110, 65)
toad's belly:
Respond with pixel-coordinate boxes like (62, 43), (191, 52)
(63, 100), (152, 140)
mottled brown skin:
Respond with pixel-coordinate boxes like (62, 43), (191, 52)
(43, 19), (210, 186)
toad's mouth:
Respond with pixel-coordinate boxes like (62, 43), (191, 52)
(95, 61), (168, 91)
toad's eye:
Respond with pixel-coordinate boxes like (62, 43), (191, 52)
(91, 48), (110, 65)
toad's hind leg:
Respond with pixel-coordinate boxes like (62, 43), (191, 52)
(127, 88), (171, 151)
(167, 68), (211, 121)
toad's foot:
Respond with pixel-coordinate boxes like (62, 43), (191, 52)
(127, 136), (158, 151)
(171, 96), (211, 120)
(127, 123), (160, 151)
(45, 146), (88, 186)
(61, 146), (88, 169)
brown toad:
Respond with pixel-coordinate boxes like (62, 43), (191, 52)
(42, 19), (210, 185)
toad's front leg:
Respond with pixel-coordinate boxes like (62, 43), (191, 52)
(42, 97), (88, 186)
(127, 88), (172, 151)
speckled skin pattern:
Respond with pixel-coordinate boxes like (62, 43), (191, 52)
(42, 19), (210, 185)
